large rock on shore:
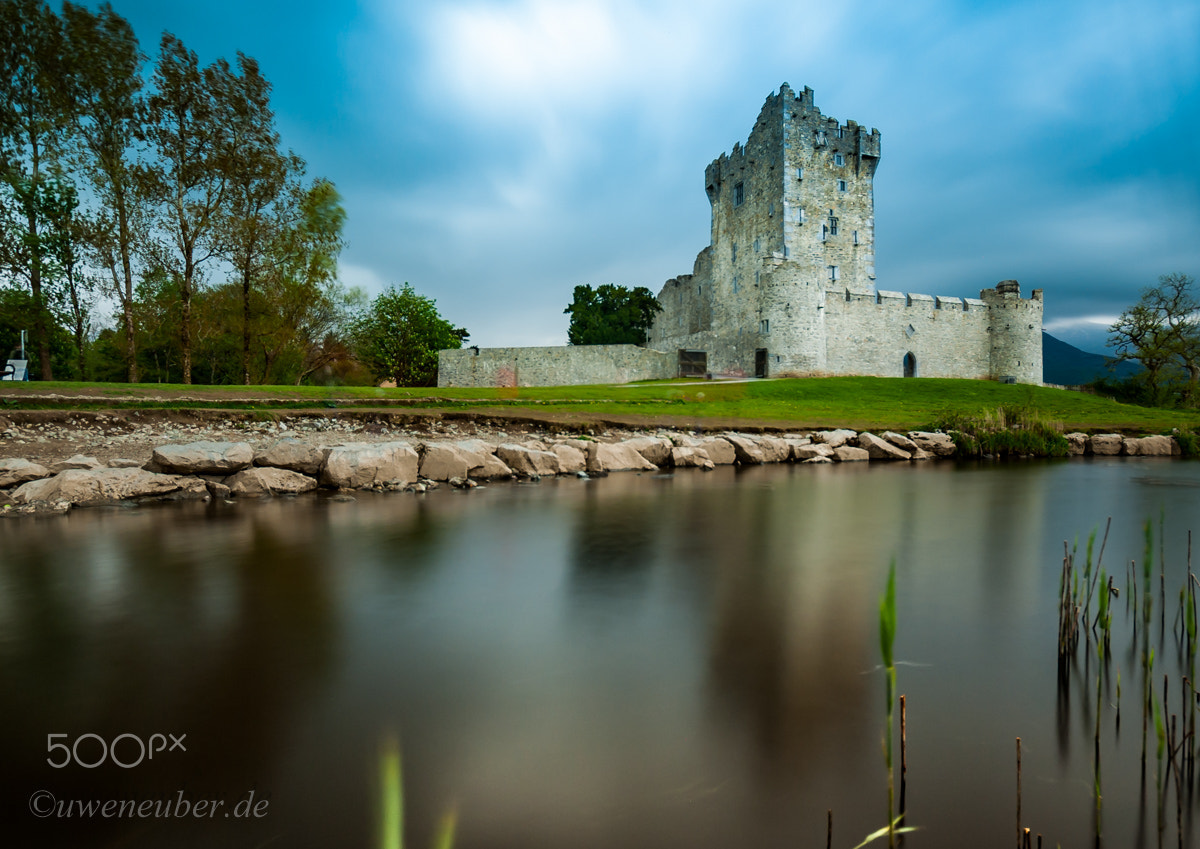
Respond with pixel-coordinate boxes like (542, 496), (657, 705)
(418, 443), (473, 481)
(671, 446), (714, 469)
(1123, 435), (1178, 456)
(859, 432), (911, 460)
(753, 436), (791, 463)
(699, 437), (736, 465)
(0, 458), (50, 487)
(794, 443), (835, 461)
(814, 429), (858, 448)
(834, 445), (870, 462)
(907, 432), (956, 457)
(13, 467), (184, 505)
(624, 436), (673, 466)
(448, 440), (514, 480)
(882, 432), (918, 453)
(496, 443), (560, 476)
(723, 434), (765, 464)
(153, 441), (253, 475)
(227, 467), (319, 497)
(1064, 433), (1088, 456)
(321, 442), (418, 489)
(1088, 434), (1123, 456)
(254, 439), (325, 475)
(552, 443), (587, 474)
(50, 454), (103, 473)
(586, 441), (657, 473)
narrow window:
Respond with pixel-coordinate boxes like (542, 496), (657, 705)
(734, 182), (744, 207)
(828, 214), (839, 236)
(732, 276), (740, 293)
(731, 243), (738, 262)
(834, 153), (845, 166)
(837, 179), (847, 192)
(796, 167), (803, 180)
(837, 126), (844, 139)
(760, 319), (770, 333)
(821, 224), (828, 242)
(852, 230), (859, 245)
(753, 238), (760, 252)
(828, 265), (839, 281)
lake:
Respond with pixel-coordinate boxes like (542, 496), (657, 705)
(2, 457), (1199, 848)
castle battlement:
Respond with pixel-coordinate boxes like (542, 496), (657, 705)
(651, 84), (1043, 384)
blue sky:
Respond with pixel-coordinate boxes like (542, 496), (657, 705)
(87, 0), (1200, 354)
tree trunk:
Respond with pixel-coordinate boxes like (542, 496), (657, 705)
(242, 262), (252, 385)
(115, 186), (138, 383)
(23, 168), (53, 380)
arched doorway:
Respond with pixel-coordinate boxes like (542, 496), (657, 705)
(903, 352), (917, 378)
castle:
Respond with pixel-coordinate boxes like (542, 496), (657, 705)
(648, 83), (1043, 383)
(438, 84), (1042, 388)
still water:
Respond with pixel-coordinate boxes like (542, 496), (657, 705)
(2, 458), (1200, 848)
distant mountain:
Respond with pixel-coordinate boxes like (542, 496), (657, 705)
(1042, 331), (1141, 386)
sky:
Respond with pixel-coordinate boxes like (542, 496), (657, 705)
(80, 0), (1200, 354)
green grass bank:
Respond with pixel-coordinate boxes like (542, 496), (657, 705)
(3, 377), (1198, 437)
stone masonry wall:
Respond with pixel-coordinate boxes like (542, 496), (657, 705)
(438, 345), (676, 388)
(823, 290), (991, 378)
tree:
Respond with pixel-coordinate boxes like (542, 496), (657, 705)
(0, 0), (72, 379)
(564, 284), (662, 346)
(1109, 273), (1200, 407)
(210, 50), (299, 384)
(352, 284), (467, 387)
(37, 168), (94, 378)
(143, 33), (229, 384)
(62, 0), (145, 382)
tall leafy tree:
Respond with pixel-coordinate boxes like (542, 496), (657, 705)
(564, 284), (662, 346)
(143, 32), (229, 384)
(210, 51), (299, 384)
(0, 0), (72, 379)
(255, 178), (351, 384)
(62, 1), (145, 381)
(38, 168), (94, 378)
(352, 284), (467, 387)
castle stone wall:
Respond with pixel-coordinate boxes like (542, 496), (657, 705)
(823, 290), (992, 378)
(438, 345), (676, 388)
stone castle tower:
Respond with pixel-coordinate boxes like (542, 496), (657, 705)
(650, 83), (1043, 384)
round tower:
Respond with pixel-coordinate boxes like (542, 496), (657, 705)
(980, 281), (1043, 384)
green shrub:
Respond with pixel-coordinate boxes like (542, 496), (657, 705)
(932, 406), (1068, 458)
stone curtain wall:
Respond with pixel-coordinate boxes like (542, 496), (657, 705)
(438, 345), (677, 388)
(823, 289), (992, 378)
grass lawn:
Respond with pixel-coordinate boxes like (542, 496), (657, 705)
(2, 376), (1198, 434)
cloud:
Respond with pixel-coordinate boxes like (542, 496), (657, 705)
(338, 262), (391, 298)
(1044, 316), (1119, 334)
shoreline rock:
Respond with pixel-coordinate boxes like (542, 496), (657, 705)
(0, 423), (1189, 516)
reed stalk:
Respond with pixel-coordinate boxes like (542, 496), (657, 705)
(879, 559), (897, 849)
(1016, 737), (1022, 849)
(380, 735), (404, 849)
